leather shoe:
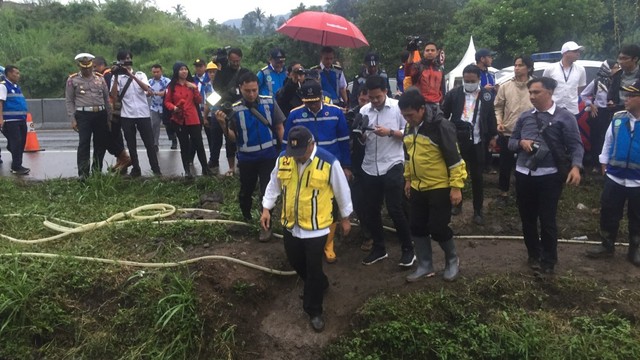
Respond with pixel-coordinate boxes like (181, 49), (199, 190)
(310, 315), (325, 332)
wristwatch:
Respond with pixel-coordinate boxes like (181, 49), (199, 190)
(388, 129), (394, 137)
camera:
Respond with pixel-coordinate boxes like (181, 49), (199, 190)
(406, 36), (423, 52)
(525, 142), (550, 171)
(111, 60), (133, 75)
(531, 142), (540, 153)
(212, 46), (231, 68)
(351, 113), (373, 135)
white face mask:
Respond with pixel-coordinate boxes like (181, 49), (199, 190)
(463, 82), (480, 93)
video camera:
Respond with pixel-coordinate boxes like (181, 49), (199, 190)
(406, 36), (423, 52)
(111, 60), (133, 75)
(351, 113), (374, 135)
(212, 46), (231, 68)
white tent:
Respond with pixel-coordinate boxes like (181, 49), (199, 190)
(445, 36), (498, 91)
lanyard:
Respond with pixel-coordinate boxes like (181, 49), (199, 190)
(561, 63), (573, 83)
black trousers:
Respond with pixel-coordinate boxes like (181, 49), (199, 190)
(1, 120), (27, 170)
(497, 135), (516, 193)
(175, 124), (207, 172)
(106, 116), (126, 157)
(515, 172), (563, 269)
(283, 230), (328, 317)
(409, 187), (453, 242)
(600, 176), (640, 240)
(121, 117), (160, 173)
(588, 107), (612, 165)
(76, 111), (109, 177)
(459, 140), (485, 213)
(205, 117), (236, 167)
(362, 163), (413, 253)
(238, 157), (277, 220)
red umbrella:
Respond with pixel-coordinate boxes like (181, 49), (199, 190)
(276, 11), (369, 48)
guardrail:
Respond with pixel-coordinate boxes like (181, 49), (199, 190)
(27, 99), (69, 130)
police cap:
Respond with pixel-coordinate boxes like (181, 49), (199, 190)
(75, 53), (95, 68)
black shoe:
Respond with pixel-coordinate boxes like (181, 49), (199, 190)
(527, 257), (541, 270)
(473, 212), (484, 225)
(310, 315), (325, 332)
(171, 139), (178, 150)
(129, 167), (142, 177)
(398, 250), (416, 267)
(362, 250), (388, 265)
(11, 166), (30, 175)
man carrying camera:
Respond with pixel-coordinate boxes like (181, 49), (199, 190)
(508, 77), (583, 276)
(404, 42), (446, 106)
(275, 61), (305, 117)
(215, 72), (285, 241)
(110, 50), (161, 177)
(212, 47), (251, 176)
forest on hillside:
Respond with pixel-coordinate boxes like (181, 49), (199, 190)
(0, 0), (638, 98)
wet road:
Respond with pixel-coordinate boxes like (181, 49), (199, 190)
(0, 130), (231, 180)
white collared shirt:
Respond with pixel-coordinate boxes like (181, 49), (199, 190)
(111, 70), (151, 118)
(262, 145), (353, 238)
(359, 97), (406, 176)
(542, 61), (586, 115)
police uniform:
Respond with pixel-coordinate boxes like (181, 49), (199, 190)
(310, 63), (346, 106)
(64, 53), (111, 178)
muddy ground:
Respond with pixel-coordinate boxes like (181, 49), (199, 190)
(189, 172), (640, 360)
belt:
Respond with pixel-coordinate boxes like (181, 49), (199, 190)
(76, 106), (105, 112)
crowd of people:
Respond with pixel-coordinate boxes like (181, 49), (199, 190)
(1, 40), (640, 333)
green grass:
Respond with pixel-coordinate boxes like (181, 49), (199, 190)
(0, 175), (244, 359)
(324, 274), (640, 360)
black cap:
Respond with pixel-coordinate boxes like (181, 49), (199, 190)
(270, 48), (286, 60)
(475, 48), (496, 58)
(622, 79), (640, 95)
(286, 126), (313, 157)
(193, 58), (206, 66)
(364, 52), (379, 66)
(300, 80), (322, 102)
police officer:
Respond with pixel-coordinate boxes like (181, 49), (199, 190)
(350, 52), (391, 108)
(257, 48), (288, 98)
(65, 53), (111, 178)
(310, 47), (348, 107)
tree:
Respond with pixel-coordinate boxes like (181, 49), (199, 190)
(442, 0), (607, 68)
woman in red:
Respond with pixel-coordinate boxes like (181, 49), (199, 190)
(164, 62), (210, 177)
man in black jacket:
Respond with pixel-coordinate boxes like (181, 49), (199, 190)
(442, 64), (497, 225)
(607, 44), (640, 112)
(276, 61), (305, 117)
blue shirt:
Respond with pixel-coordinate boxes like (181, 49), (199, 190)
(257, 64), (287, 98)
(148, 76), (170, 113)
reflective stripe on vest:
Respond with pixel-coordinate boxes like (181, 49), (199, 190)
(2, 82), (28, 121)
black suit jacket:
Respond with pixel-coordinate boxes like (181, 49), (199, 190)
(442, 86), (497, 144)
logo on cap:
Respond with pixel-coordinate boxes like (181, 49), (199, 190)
(291, 139), (298, 147)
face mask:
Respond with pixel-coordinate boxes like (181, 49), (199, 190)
(463, 82), (479, 93)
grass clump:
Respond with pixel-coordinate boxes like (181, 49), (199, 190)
(324, 274), (640, 360)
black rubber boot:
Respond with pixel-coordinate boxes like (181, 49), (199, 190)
(586, 231), (615, 258)
(628, 236), (640, 266)
(406, 236), (435, 282)
(439, 238), (459, 281)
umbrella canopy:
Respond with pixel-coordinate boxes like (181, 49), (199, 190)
(277, 11), (369, 48)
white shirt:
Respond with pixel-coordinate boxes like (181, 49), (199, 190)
(542, 61), (586, 115)
(359, 97), (406, 176)
(111, 71), (151, 118)
(600, 111), (640, 187)
(0, 79), (17, 101)
(461, 89), (482, 144)
(515, 103), (560, 176)
(262, 145), (353, 238)
(580, 80), (609, 108)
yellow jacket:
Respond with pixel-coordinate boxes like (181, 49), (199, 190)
(277, 149), (336, 230)
(403, 109), (467, 191)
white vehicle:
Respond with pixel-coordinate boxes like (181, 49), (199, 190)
(496, 60), (603, 85)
